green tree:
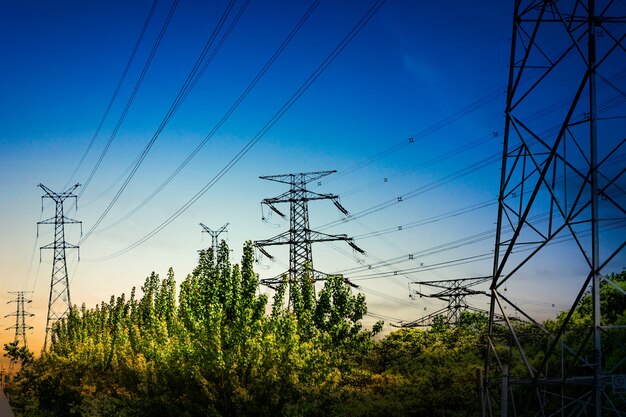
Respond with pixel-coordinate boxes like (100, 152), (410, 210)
(3, 341), (33, 366)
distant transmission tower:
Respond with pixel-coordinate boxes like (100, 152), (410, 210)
(199, 223), (229, 255)
(37, 183), (82, 351)
(5, 291), (34, 349)
(399, 276), (490, 328)
(484, 1), (626, 416)
(254, 171), (364, 303)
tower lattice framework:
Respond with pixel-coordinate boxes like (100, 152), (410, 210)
(37, 183), (82, 351)
(484, 1), (626, 416)
(401, 276), (490, 328)
(199, 222), (229, 255)
(5, 291), (34, 349)
(254, 171), (364, 303)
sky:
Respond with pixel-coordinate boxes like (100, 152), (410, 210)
(0, 0), (624, 356)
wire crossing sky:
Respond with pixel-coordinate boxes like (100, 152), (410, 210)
(2, 0), (622, 353)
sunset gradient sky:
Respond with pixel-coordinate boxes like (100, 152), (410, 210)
(2, 0), (622, 355)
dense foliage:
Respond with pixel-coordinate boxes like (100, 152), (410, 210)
(7, 242), (379, 416)
(17, 243), (624, 416)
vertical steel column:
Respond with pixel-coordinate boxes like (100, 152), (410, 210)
(38, 183), (81, 351)
(485, 1), (626, 415)
(587, 2), (603, 416)
(5, 291), (34, 349)
(254, 171), (365, 304)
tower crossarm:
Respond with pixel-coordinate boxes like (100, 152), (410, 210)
(38, 183), (80, 203)
(259, 170), (336, 185)
(262, 190), (339, 204)
(37, 215), (81, 228)
(40, 242), (79, 250)
(199, 222), (229, 237)
(307, 230), (349, 243)
(255, 230), (364, 251)
(411, 276), (491, 288)
(413, 287), (488, 301)
(199, 222), (229, 254)
(254, 230), (291, 247)
(260, 270), (356, 288)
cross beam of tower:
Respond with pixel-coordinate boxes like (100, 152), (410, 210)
(199, 223), (229, 254)
(37, 183), (82, 351)
(254, 171), (364, 301)
(399, 276), (490, 328)
(5, 291), (34, 349)
(484, 2), (626, 416)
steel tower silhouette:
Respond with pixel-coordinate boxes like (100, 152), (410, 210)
(199, 222), (229, 255)
(400, 276), (490, 328)
(484, 1), (626, 416)
(5, 291), (34, 349)
(37, 183), (82, 351)
(254, 171), (364, 304)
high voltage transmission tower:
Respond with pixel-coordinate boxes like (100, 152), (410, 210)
(398, 276), (490, 328)
(484, 1), (626, 417)
(37, 183), (82, 351)
(199, 222), (229, 254)
(5, 291), (34, 349)
(254, 171), (364, 304)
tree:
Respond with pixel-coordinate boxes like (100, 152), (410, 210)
(3, 341), (33, 366)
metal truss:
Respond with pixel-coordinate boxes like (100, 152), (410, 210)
(37, 183), (82, 351)
(5, 291), (34, 349)
(398, 276), (490, 328)
(199, 222), (229, 255)
(484, 1), (626, 416)
(254, 171), (364, 303)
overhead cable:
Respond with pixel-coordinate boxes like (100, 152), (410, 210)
(63, 0), (160, 190)
(86, 0), (388, 261)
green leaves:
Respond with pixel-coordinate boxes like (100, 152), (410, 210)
(3, 340), (34, 366)
(10, 241), (382, 417)
(314, 275), (368, 353)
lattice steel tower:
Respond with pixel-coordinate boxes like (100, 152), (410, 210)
(401, 276), (490, 328)
(199, 223), (229, 255)
(37, 183), (82, 351)
(5, 291), (34, 349)
(254, 171), (364, 302)
(484, 1), (626, 416)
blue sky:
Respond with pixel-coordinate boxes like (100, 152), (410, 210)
(2, 0), (621, 352)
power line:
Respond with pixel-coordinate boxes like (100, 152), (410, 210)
(321, 86), (506, 187)
(365, 310), (409, 323)
(63, 0), (159, 190)
(357, 283), (416, 308)
(335, 192), (625, 279)
(253, 94), (626, 293)
(85, 0), (388, 262)
(318, 151), (501, 232)
(321, 67), (626, 209)
(352, 199), (495, 240)
(341, 133), (495, 198)
(77, 0), (181, 200)
(79, 0), (238, 242)
(316, 91), (626, 235)
(92, 0), (321, 233)
(349, 253), (493, 281)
